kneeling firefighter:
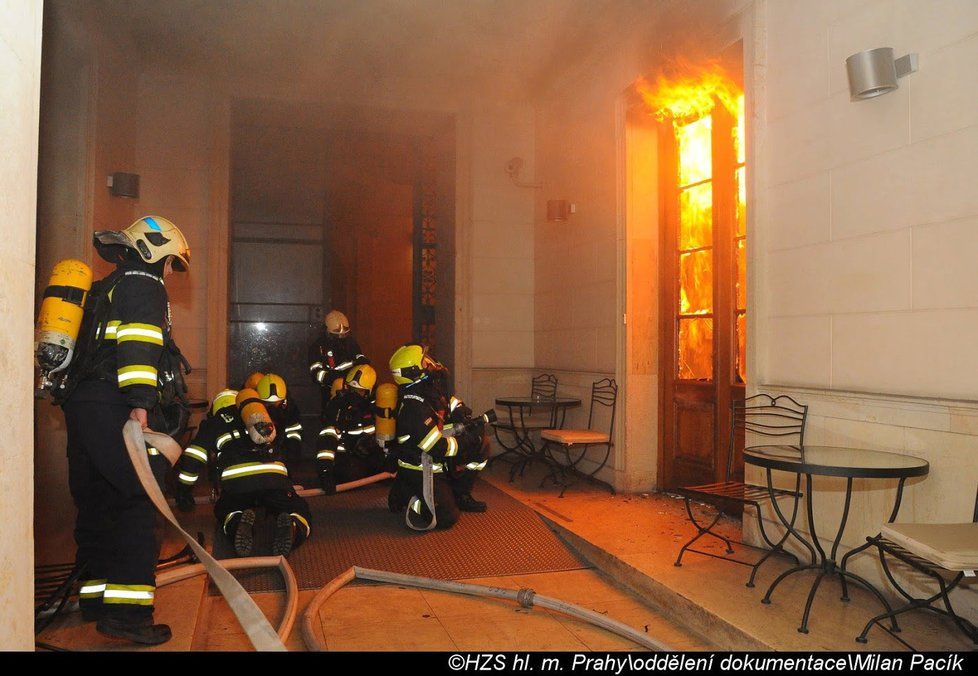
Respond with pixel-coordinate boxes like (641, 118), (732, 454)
(48, 216), (192, 645)
(173, 388), (240, 512)
(213, 389), (312, 558)
(386, 344), (490, 530)
(316, 364), (388, 494)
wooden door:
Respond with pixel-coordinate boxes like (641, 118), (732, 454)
(659, 54), (747, 489)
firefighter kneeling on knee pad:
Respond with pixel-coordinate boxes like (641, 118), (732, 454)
(387, 344), (489, 530)
(212, 389), (312, 558)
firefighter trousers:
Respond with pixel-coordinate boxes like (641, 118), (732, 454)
(388, 468), (478, 530)
(215, 488), (313, 550)
(64, 391), (169, 620)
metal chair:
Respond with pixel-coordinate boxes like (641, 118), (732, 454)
(674, 393), (808, 588)
(491, 373), (558, 477)
(540, 378), (617, 497)
(855, 487), (978, 647)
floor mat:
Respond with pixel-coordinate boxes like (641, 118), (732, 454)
(209, 479), (587, 593)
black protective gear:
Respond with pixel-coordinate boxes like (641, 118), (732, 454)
(308, 332), (368, 408)
(316, 389), (385, 485)
(175, 484), (195, 513)
(96, 616), (172, 646)
(215, 489), (311, 555)
(268, 399), (304, 460)
(456, 493), (487, 513)
(319, 470), (337, 495)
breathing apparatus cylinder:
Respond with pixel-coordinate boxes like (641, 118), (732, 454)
(237, 388), (276, 445)
(330, 376), (345, 399)
(374, 383), (398, 446)
(35, 259), (93, 389)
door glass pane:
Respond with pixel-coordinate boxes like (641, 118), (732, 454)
(678, 317), (713, 381)
(734, 94), (746, 165)
(677, 115), (712, 186)
(736, 313), (746, 384)
(680, 249), (713, 315)
(735, 167), (746, 238)
(735, 238), (746, 310)
(679, 183), (713, 250)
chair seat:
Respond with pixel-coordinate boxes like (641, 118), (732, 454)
(677, 480), (800, 504)
(882, 522), (978, 571)
(541, 429), (609, 445)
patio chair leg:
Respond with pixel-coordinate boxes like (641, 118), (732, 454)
(839, 569), (899, 632)
(747, 507), (799, 588)
(675, 499), (728, 567)
(798, 570), (826, 634)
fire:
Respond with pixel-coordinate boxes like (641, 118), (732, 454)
(636, 59), (741, 125)
(638, 61), (745, 382)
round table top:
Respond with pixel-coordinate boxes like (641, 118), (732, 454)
(744, 445), (929, 479)
(495, 396), (581, 408)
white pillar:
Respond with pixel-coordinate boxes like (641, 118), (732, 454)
(0, 0), (43, 650)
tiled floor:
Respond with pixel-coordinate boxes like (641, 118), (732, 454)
(36, 459), (975, 651)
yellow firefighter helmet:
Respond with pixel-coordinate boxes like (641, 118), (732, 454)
(389, 343), (441, 385)
(256, 373), (287, 405)
(211, 389), (238, 415)
(345, 364), (377, 393)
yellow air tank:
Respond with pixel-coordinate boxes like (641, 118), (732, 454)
(35, 259), (93, 377)
(237, 388), (276, 445)
(329, 376), (345, 399)
(375, 382), (398, 444)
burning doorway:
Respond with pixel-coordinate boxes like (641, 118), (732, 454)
(641, 50), (747, 489)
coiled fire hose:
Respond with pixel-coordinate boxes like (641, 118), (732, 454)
(122, 420), (287, 651)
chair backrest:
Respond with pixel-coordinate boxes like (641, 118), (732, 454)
(587, 378), (618, 440)
(727, 393), (808, 482)
(531, 373), (558, 400)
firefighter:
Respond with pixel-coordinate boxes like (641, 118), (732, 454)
(213, 389), (311, 557)
(308, 310), (369, 413)
(386, 344), (489, 529)
(173, 388), (241, 513)
(256, 373), (304, 460)
(62, 216), (190, 645)
(316, 364), (387, 494)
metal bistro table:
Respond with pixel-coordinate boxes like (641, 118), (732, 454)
(492, 395), (581, 481)
(744, 445), (929, 634)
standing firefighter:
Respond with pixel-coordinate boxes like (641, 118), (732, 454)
(387, 344), (490, 530)
(308, 310), (369, 412)
(60, 216), (191, 645)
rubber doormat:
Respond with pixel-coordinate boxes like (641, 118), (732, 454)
(210, 479), (586, 593)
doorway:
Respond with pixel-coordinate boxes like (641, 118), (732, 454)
(657, 50), (746, 489)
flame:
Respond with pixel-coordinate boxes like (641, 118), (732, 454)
(636, 59), (741, 126)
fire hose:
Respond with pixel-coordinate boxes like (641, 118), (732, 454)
(300, 566), (674, 652)
(122, 420), (289, 651)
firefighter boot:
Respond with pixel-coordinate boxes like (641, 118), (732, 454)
(456, 493), (487, 513)
(97, 616), (172, 646)
(233, 509), (257, 558)
(271, 512), (295, 556)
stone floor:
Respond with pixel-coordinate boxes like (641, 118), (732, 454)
(35, 460), (976, 652)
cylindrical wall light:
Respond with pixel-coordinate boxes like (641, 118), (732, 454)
(845, 47), (918, 101)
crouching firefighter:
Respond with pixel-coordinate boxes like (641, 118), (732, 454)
(316, 364), (389, 494)
(173, 388), (239, 512)
(214, 389), (312, 557)
(47, 216), (192, 645)
(386, 344), (490, 530)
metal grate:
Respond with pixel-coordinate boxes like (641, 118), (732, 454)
(210, 480), (586, 593)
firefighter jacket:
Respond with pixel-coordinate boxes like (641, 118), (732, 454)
(308, 333), (369, 388)
(213, 425), (295, 495)
(176, 406), (243, 488)
(393, 381), (486, 475)
(268, 398), (304, 458)
(84, 264), (174, 409)
(316, 390), (378, 474)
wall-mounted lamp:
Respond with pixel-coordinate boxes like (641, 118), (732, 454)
(107, 172), (140, 198)
(845, 47), (918, 101)
(546, 199), (575, 222)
